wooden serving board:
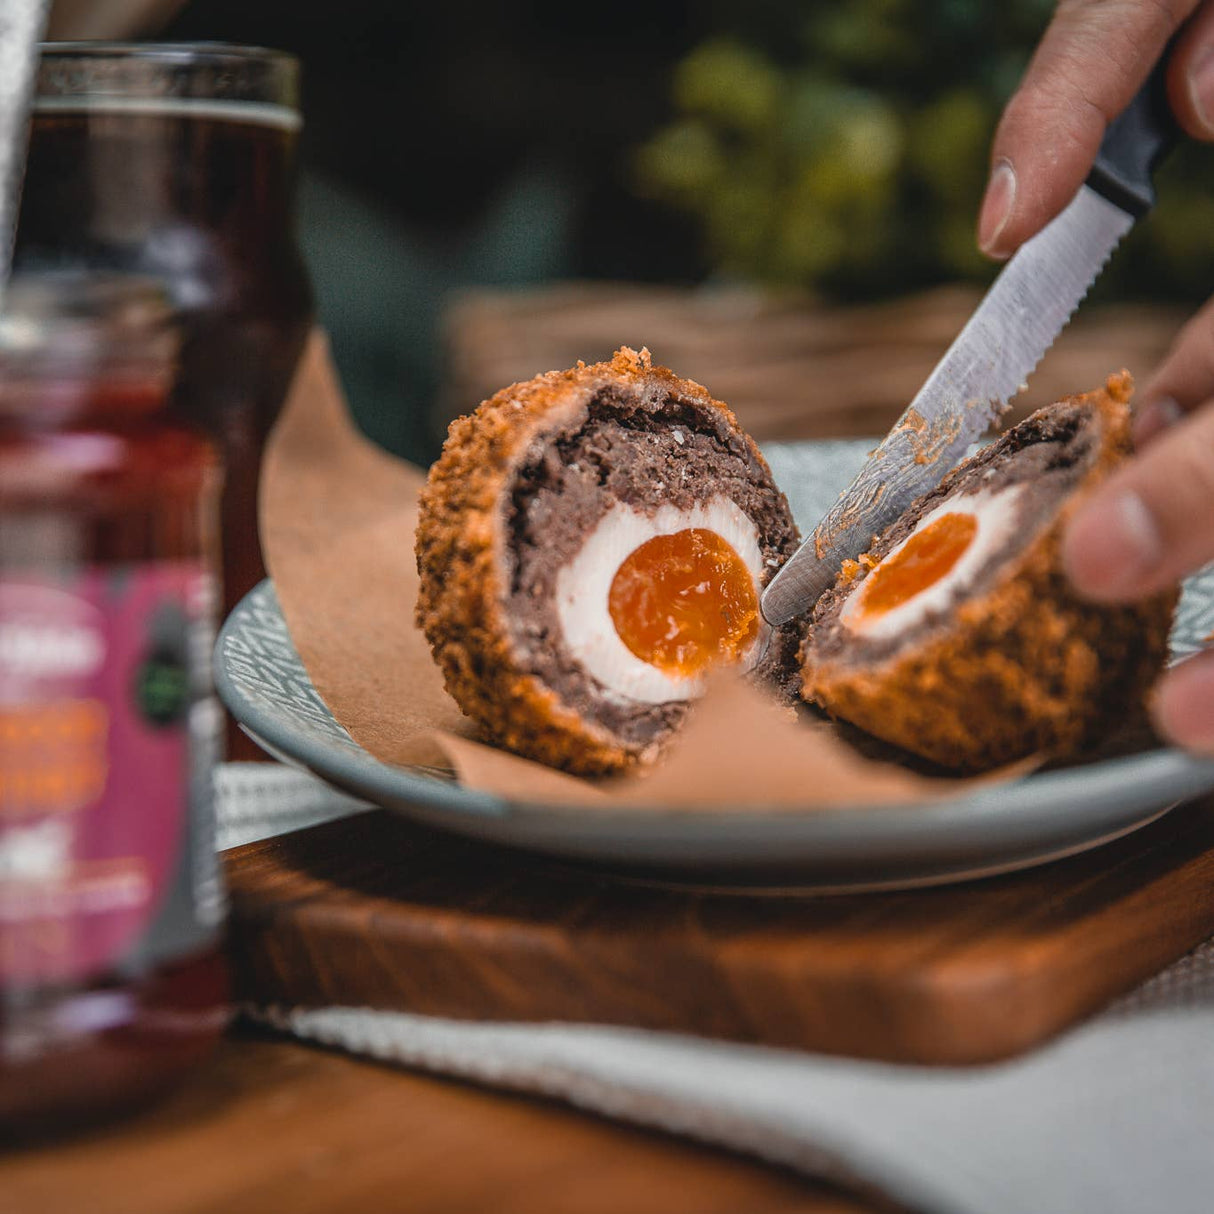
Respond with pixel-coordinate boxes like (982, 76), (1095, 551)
(224, 797), (1214, 1065)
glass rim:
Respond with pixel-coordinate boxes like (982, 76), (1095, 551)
(34, 41), (300, 116)
(39, 41), (297, 68)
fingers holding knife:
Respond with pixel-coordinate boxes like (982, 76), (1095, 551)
(979, 0), (1211, 259)
(975, 1), (1214, 752)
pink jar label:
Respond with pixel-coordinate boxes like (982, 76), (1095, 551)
(0, 564), (218, 984)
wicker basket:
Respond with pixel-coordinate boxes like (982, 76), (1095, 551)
(440, 282), (1184, 442)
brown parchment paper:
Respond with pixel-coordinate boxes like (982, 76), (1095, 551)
(260, 333), (1025, 810)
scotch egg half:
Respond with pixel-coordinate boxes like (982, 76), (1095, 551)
(415, 347), (803, 774)
(804, 373), (1178, 771)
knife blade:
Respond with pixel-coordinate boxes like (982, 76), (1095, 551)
(760, 64), (1176, 628)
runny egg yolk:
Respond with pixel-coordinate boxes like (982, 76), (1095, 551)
(608, 528), (760, 678)
(857, 511), (978, 619)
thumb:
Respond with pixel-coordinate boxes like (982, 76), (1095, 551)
(1063, 400), (1214, 602)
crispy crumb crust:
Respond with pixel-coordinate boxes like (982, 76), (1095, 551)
(416, 346), (794, 775)
(802, 373), (1178, 772)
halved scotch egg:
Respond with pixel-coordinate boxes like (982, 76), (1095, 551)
(803, 372), (1178, 772)
(415, 347), (802, 774)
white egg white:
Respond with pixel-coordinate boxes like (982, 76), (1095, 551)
(555, 495), (766, 705)
(840, 484), (1027, 641)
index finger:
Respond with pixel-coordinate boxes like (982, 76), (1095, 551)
(979, 0), (1197, 259)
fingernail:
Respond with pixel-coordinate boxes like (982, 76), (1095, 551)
(977, 159), (1016, 257)
(1154, 658), (1214, 752)
(1187, 48), (1214, 136)
(1132, 395), (1184, 446)
(1063, 489), (1162, 599)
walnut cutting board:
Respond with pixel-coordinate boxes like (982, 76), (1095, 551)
(224, 797), (1214, 1065)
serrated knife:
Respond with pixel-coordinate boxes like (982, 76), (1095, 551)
(761, 63), (1178, 627)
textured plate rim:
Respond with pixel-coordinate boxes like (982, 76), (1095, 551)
(214, 580), (1214, 880)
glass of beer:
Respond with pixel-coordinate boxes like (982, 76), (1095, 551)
(16, 42), (316, 756)
(16, 42), (314, 619)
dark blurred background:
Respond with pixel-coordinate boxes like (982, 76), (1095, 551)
(159, 0), (709, 461)
(74, 0), (1214, 461)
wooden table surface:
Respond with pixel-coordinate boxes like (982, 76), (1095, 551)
(3, 1025), (889, 1214)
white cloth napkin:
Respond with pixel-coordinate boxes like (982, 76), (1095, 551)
(219, 763), (1214, 1214)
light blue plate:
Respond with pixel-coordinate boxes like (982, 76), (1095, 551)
(213, 441), (1214, 890)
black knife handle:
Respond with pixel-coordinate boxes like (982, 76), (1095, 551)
(1087, 57), (1179, 217)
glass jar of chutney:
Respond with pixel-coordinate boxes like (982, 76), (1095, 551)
(0, 273), (228, 1137)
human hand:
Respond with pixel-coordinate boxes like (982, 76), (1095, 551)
(977, 0), (1214, 259)
(982, 2), (1214, 751)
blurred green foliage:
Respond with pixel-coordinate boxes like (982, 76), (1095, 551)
(633, 0), (1214, 301)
